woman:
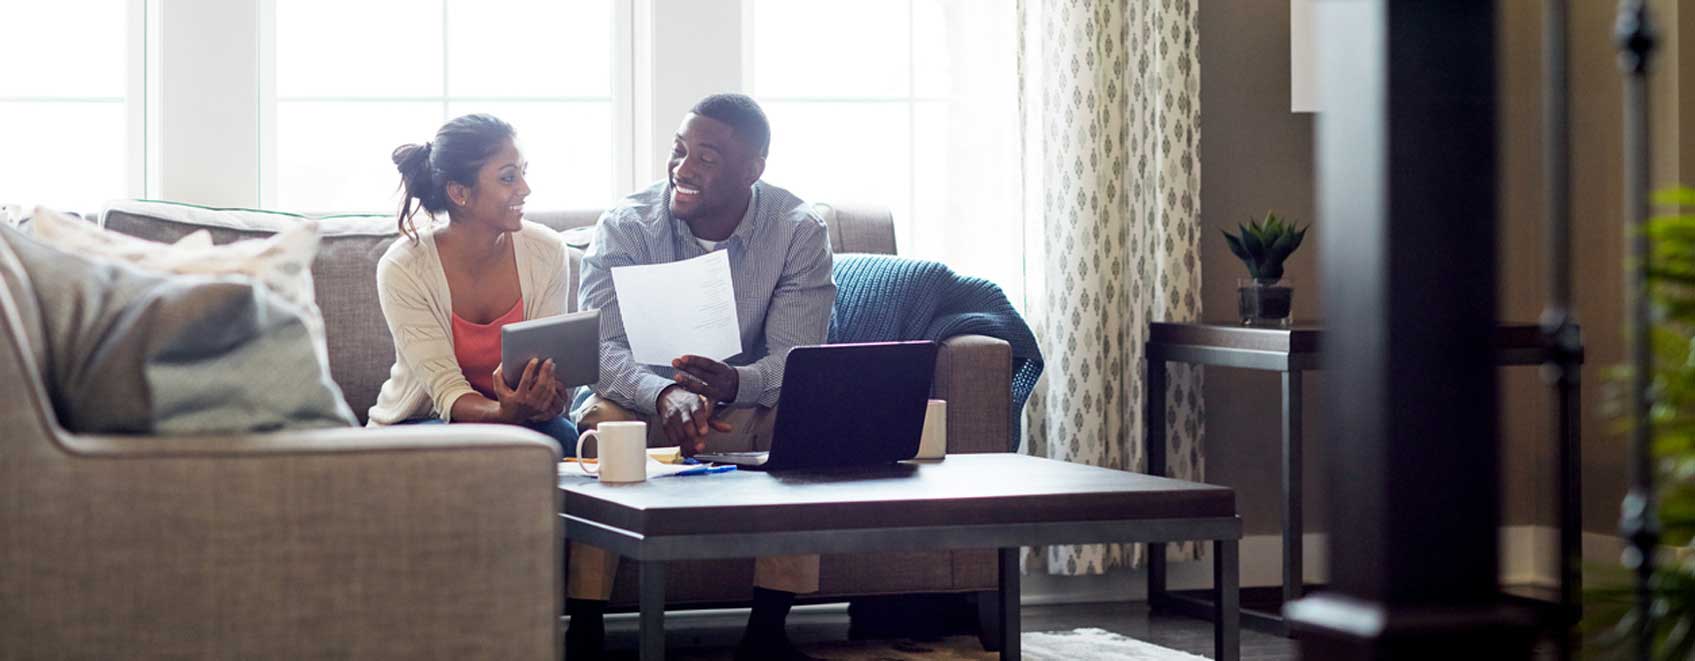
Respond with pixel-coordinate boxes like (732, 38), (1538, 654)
(366, 113), (576, 449)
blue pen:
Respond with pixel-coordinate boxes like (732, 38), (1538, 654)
(673, 465), (737, 477)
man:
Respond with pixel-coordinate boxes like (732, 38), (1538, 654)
(567, 93), (835, 660)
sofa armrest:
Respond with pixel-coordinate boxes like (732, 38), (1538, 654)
(932, 334), (1012, 454)
(7, 425), (560, 660)
(61, 422), (560, 459)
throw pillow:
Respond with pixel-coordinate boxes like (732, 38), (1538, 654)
(0, 224), (357, 433)
(560, 225), (594, 250)
(30, 206), (332, 372)
(0, 223), (47, 374)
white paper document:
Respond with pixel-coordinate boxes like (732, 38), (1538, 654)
(558, 458), (728, 480)
(610, 250), (742, 365)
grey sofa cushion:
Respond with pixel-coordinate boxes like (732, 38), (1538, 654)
(0, 224), (356, 434)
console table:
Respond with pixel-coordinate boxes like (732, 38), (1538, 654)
(1143, 322), (1582, 636)
(561, 453), (1242, 660)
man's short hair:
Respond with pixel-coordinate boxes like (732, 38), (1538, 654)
(691, 93), (771, 158)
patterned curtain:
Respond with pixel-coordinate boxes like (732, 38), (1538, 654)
(1017, 0), (1204, 575)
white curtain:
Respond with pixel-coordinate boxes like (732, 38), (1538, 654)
(818, 0), (1207, 577)
(1018, 0), (1206, 576)
(896, 1), (1028, 307)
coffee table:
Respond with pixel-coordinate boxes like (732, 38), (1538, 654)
(560, 453), (1241, 660)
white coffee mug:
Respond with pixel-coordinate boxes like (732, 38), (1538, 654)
(576, 421), (648, 483)
(917, 399), (947, 460)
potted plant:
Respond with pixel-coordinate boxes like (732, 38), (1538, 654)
(1222, 212), (1308, 327)
(1589, 186), (1695, 658)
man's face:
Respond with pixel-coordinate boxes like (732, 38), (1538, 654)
(667, 113), (759, 221)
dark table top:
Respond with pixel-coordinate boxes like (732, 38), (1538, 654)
(560, 453), (1235, 537)
(1148, 321), (1557, 355)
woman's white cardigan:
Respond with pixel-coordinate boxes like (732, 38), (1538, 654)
(366, 220), (571, 425)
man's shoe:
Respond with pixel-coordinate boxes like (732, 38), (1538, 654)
(735, 587), (818, 660)
(565, 598), (607, 660)
(733, 630), (821, 661)
(564, 625), (604, 660)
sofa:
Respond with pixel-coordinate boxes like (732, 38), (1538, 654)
(0, 216), (561, 658)
(0, 199), (1012, 654)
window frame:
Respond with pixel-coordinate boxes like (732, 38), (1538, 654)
(129, 0), (999, 225)
(741, 0), (950, 253)
(0, 0), (148, 207)
(252, 0), (638, 211)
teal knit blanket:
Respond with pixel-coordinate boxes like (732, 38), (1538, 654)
(828, 254), (1043, 451)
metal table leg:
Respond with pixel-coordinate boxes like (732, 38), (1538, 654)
(1558, 370), (1583, 657)
(1146, 356), (1169, 603)
(640, 560), (666, 661)
(1215, 538), (1240, 661)
(999, 547), (1021, 661)
(1281, 370), (1304, 608)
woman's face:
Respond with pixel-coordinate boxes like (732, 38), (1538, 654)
(457, 137), (529, 232)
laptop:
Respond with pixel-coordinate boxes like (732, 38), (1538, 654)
(694, 341), (939, 471)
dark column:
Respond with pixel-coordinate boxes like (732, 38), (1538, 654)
(1615, 3), (1660, 660)
(1539, 2), (1583, 658)
(1283, 1), (1538, 657)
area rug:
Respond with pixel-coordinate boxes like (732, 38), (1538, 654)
(669, 628), (1211, 660)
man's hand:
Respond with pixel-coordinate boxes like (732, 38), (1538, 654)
(671, 355), (740, 404)
(655, 384), (734, 455)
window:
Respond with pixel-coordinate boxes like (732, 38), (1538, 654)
(264, 0), (622, 212)
(22, 1), (1028, 301)
(0, 0), (143, 211)
(748, 0), (1023, 303)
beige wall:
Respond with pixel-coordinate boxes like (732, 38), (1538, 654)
(1198, 2), (1321, 536)
(1505, 0), (1688, 535)
(1497, 0), (1555, 530)
(1197, 2), (1687, 536)
(1514, 0), (1686, 533)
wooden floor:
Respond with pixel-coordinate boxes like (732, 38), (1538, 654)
(591, 600), (1571, 659)
(593, 600), (1297, 660)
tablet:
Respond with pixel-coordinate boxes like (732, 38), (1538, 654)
(500, 309), (601, 389)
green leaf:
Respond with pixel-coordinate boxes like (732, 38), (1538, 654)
(1248, 218), (1269, 244)
(1266, 231), (1299, 267)
(1222, 231), (1251, 262)
(1655, 186), (1695, 208)
(1239, 223), (1265, 256)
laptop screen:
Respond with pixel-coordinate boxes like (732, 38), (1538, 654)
(764, 341), (939, 469)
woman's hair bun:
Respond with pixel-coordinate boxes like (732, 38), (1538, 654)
(392, 142), (440, 209)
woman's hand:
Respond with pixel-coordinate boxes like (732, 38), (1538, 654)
(492, 358), (563, 423)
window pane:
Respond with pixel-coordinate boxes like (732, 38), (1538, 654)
(446, 0), (612, 98)
(276, 0), (444, 98)
(447, 102), (615, 209)
(0, 102), (126, 210)
(757, 101), (910, 239)
(275, 101), (444, 212)
(751, 0), (909, 98)
(913, 0), (1015, 99)
(912, 0), (951, 98)
(0, 0), (127, 97)
(911, 100), (1022, 300)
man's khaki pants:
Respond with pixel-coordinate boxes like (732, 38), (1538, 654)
(566, 393), (820, 600)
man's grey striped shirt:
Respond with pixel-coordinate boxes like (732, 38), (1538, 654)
(579, 180), (836, 415)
